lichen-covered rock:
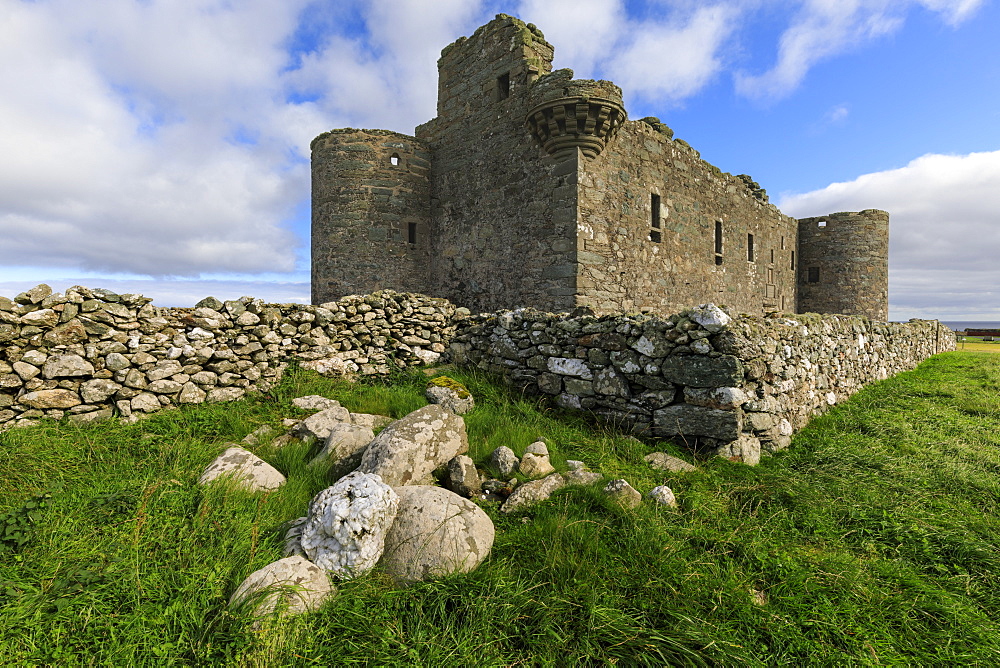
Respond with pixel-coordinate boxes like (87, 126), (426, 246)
(644, 452), (697, 472)
(19, 389), (81, 409)
(293, 395), (342, 411)
(649, 485), (678, 507)
(604, 479), (642, 508)
(688, 303), (731, 332)
(425, 376), (474, 414)
(563, 470), (602, 487)
(198, 446), (286, 491)
(500, 473), (566, 514)
(229, 556), (335, 623)
(518, 451), (554, 478)
(296, 406), (352, 442)
(42, 354), (94, 379)
(309, 423), (375, 473)
(350, 413), (394, 430)
(707, 433), (761, 465)
(379, 486), (494, 584)
(489, 446), (519, 477)
(356, 404), (468, 487)
(300, 472), (399, 579)
(446, 454), (481, 497)
(283, 517), (308, 558)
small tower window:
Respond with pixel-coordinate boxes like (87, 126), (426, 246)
(714, 220), (723, 265)
(408, 222), (417, 245)
(770, 248), (775, 264)
(651, 194), (661, 229)
(496, 72), (510, 101)
(649, 230), (662, 243)
(817, 220), (827, 228)
(747, 233), (755, 262)
(808, 267), (820, 283)
(390, 153), (400, 166)
(791, 250), (796, 270)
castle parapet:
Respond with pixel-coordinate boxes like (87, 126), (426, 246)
(525, 70), (626, 160)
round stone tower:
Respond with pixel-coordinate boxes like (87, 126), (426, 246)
(796, 209), (889, 321)
(310, 129), (432, 305)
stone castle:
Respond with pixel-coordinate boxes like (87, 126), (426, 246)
(311, 14), (889, 321)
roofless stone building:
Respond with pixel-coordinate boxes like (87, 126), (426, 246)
(311, 14), (889, 321)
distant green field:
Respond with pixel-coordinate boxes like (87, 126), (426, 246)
(2, 351), (1000, 665)
(956, 337), (1000, 352)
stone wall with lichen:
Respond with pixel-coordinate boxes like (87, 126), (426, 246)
(0, 285), (458, 430)
(449, 305), (954, 463)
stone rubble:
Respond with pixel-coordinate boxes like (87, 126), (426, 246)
(197, 446), (286, 492)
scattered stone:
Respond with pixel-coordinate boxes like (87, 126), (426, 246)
(644, 452), (697, 473)
(563, 470), (602, 487)
(282, 517), (308, 558)
(379, 486), (494, 584)
(242, 424), (276, 446)
(300, 472), (399, 579)
(445, 454), (481, 497)
(500, 473), (566, 514)
(489, 446), (519, 477)
(356, 404), (469, 487)
(309, 423), (375, 473)
(198, 446), (286, 491)
(524, 441), (548, 456)
(566, 459), (586, 471)
(229, 556), (335, 624)
(518, 451), (555, 479)
(295, 406), (352, 442)
(293, 395), (342, 411)
(649, 485), (678, 507)
(688, 303), (731, 332)
(604, 479), (642, 509)
(350, 413), (394, 430)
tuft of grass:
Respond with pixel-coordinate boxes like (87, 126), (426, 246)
(1, 353), (1000, 664)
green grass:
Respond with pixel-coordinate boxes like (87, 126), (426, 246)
(2, 352), (1000, 665)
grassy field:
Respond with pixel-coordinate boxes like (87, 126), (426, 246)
(1, 351), (1000, 666)
(955, 338), (1000, 353)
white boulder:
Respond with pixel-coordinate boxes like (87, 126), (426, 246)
(300, 472), (399, 579)
(356, 405), (468, 487)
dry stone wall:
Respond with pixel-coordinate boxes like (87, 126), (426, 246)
(0, 283), (954, 468)
(449, 305), (954, 462)
(0, 285), (458, 431)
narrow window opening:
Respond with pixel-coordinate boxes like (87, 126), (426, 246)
(747, 233), (755, 262)
(808, 267), (820, 283)
(389, 153), (400, 166)
(649, 230), (662, 243)
(768, 268), (774, 283)
(791, 251), (796, 270)
(651, 194), (661, 229)
(496, 72), (510, 100)
(817, 220), (827, 228)
(780, 236), (785, 250)
(770, 248), (775, 264)
(407, 222), (417, 245)
(714, 220), (723, 265)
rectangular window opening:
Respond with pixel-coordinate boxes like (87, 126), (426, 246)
(649, 230), (662, 243)
(714, 220), (723, 254)
(715, 255), (723, 266)
(651, 194), (661, 229)
(747, 233), (755, 262)
(808, 266), (820, 283)
(770, 248), (775, 264)
(496, 72), (510, 100)
(790, 250), (796, 270)
(407, 222), (417, 245)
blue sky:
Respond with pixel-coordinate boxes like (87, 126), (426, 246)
(1, 0), (997, 320)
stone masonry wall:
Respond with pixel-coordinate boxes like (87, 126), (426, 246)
(576, 119), (799, 315)
(0, 285), (458, 431)
(311, 129), (432, 304)
(449, 305), (954, 463)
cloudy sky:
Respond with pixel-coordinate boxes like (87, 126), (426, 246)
(1, 0), (997, 320)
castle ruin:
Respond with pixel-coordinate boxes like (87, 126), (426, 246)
(311, 15), (889, 321)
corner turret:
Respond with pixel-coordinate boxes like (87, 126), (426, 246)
(796, 210), (889, 320)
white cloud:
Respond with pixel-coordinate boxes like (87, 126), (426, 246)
(778, 150), (1000, 319)
(515, 0), (626, 73)
(736, 0), (985, 101)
